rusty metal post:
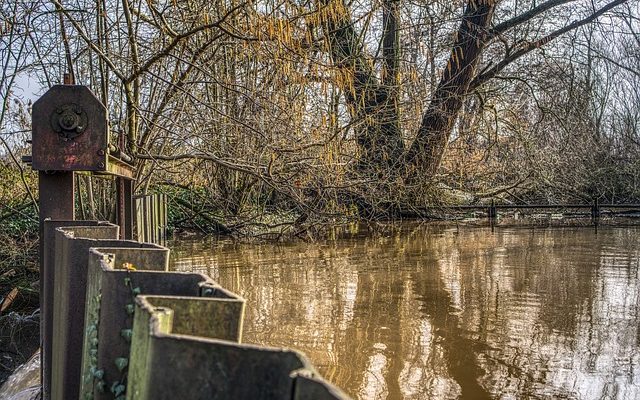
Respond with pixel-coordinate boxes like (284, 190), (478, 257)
(27, 83), (137, 399)
(487, 199), (497, 224)
(38, 178), (74, 400)
(116, 128), (134, 240)
(33, 83), (106, 399)
(116, 177), (134, 239)
(592, 198), (600, 225)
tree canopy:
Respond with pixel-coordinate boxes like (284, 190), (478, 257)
(2, 0), (639, 223)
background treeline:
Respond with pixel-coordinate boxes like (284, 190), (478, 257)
(1, 0), (639, 234)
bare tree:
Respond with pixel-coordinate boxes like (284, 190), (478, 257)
(10, 0), (640, 225)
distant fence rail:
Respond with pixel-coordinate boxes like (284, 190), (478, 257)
(401, 201), (640, 222)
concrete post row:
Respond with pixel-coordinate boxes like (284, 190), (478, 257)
(50, 224), (171, 400)
(128, 294), (349, 400)
(42, 220), (109, 398)
(47, 221), (350, 400)
(79, 246), (242, 400)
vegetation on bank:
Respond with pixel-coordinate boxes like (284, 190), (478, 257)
(0, 162), (38, 313)
(0, 163), (38, 385)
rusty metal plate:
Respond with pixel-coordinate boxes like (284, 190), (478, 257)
(107, 155), (135, 178)
(32, 85), (108, 171)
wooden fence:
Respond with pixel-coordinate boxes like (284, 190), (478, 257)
(134, 193), (167, 245)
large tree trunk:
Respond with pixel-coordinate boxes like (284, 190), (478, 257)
(378, 0), (402, 171)
(322, 0), (623, 179)
(320, 0), (404, 173)
(406, 0), (496, 176)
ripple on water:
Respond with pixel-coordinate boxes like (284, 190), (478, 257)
(170, 225), (640, 400)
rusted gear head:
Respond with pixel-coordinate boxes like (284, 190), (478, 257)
(50, 103), (88, 140)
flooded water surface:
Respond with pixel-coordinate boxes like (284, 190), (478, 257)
(170, 224), (640, 399)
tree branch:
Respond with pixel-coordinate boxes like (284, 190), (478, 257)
(489, 0), (577, 39)
(137, 153), (265, 176)
(472, 0), (629, 90)
(49, 0), (127, 82)
(124, 2), (249, 84)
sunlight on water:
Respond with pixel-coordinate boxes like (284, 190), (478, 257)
(171, 224), (640, 400)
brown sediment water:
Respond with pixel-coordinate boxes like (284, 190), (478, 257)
(171, 223), (640, 400)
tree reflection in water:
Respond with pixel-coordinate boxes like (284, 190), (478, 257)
(171, 224), (640, 400)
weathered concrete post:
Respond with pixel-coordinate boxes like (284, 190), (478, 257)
(126, 293), (350, 399)
(79, 246), (241, 400)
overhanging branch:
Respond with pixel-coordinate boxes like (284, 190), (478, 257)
(472, 0), (629, 90)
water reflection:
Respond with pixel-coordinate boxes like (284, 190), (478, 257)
(171, 224), (640, 400)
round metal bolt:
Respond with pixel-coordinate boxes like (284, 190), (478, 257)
(59, 111), (79, 131)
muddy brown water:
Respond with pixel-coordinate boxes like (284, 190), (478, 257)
(170, 223), (640, 400)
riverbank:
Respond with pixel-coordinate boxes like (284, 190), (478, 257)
(0, 210), (39, 385)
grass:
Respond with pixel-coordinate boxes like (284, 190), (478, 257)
(0, 203), (39, 314)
